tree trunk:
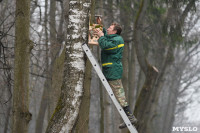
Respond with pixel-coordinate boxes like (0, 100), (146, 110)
(162, 79), (179, 133)
(122, 43), (129, 95)
(12, 0), (32, 132)
(35, 0), (49, 132)
(105, 95), (113, 133)
(71, 0), (94, 132)
(45, 0), (91, 132)
(72, 53), (92, 133)
(4, 98), (11, 133)
(35, 1), (65, 132)
(100, 83), (104, 133)
(98, 0), (104, 132)
(89, 66), (101, 133)
(48, 0), (57, 120)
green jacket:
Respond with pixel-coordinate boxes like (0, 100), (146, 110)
(98, 28), (124, 81)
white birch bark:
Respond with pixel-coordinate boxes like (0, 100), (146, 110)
(45, 0), (91, 133)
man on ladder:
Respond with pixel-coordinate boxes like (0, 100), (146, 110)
(92, 17), (138, 129)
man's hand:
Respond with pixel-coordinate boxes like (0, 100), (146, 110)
(94, 28), (104, 38)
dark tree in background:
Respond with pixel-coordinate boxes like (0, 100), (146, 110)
(12, 0), (32, 132)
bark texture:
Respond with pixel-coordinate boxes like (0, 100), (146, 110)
(45, 0), (91, 132)
(12, 0), (32, 132)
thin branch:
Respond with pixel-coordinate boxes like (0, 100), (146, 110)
(30, 72), (51, 79)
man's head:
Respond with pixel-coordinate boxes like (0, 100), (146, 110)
(107, 23), (122, 35)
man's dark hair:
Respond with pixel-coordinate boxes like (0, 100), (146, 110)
(111, 23), (122, 35)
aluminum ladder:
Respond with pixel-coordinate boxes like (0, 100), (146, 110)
(82, 43), (138, 133)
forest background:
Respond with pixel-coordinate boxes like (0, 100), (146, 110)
(0, 0), (200, 133)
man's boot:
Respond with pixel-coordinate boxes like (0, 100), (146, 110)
(119, 106), (138, 129)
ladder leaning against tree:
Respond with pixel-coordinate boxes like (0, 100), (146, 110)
(82, 43), (138, 133)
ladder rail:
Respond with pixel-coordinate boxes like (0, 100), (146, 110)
(82, 43), (138, 133)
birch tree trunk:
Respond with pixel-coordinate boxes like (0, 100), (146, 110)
(12, 0), (32, 132)
(45, 0), (91, 132)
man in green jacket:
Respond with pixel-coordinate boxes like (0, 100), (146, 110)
(94, 21), (138, 129)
